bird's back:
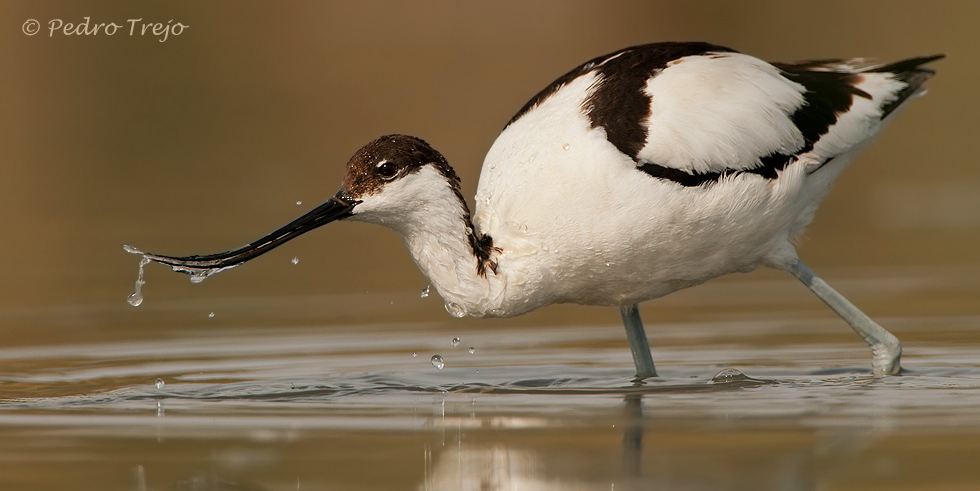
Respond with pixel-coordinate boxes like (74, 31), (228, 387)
(473, 43), (940, 314)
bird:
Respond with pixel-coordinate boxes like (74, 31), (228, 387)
(125, 42), (943, 378)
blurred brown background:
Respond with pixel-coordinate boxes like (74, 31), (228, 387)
(1, 0), (976, 317)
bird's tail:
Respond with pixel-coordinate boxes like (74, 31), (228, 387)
(864, 54), (945, 118)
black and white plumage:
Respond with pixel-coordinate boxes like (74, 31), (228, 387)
(127, 42), (942, 378)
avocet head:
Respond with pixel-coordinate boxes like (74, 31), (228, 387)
(126, 134), (464, 274)
(338, 134), (464, 230)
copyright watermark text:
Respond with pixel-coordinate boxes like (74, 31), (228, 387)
(22, 17), (188, 42)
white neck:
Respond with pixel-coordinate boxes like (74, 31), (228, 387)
(349, 166), (494, 316)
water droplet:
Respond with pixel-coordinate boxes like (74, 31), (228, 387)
(468, 347), (475, 354)
(520, 224), (528, 234)
(296, 200), (302, 205)
(420, 285), (430, 298)
(451, 337), (460, 347)
(562, 143), (570, 151)
(291, 257), (299, 265)
(190, 273), (207, 284)
(126, 257), (150, 307)
(430, 355), (445, 369)
(127, 291), (143, 307)
(412, 352), (418, 358)
(710, 368), (748, 384)
(156, 401), (164, 418)
(208, 312), (214, 318)
(445, 302), (466, 318)
(154, 378), (165, 389)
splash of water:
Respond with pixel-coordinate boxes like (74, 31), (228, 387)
(126, 256), (150, 307)
(125, 244), (235, 287)
(430, 355), (444, 369)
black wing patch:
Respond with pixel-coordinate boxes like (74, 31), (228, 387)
(773, 63), (871, 155)
(506, 41), (735, 137)
(637, 152), (799, 188)
(582, 43), (736, 160)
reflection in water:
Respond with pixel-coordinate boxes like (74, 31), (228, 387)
(134, 464), (146, 491)
(419, 394), (649, 490)
(417, 374), (775, 490)
(423, 445), (552, 491)
(623, 392), (643, 480)
(417, 385), (827, 490)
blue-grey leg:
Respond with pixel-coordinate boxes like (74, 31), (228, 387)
(619, 304), (657, 378)
(785, 259), (902, 376)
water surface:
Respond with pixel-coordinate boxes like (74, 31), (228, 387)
(1, 266), (978, 490)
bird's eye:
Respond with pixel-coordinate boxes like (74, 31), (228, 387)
(376, 161), (398, 180)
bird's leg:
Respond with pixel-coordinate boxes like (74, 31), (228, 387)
(619, 304), (658, 379)
(785, 259), (902, 376)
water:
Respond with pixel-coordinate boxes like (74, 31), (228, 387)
(709, 367), (748, 383)
(126, 257), (150, 307)
(123, 244), (240, 295)
(1, 267), (979, 489)
(450, 337), (460, 347)
(420, 285), (430, 298)
(292, 257), (299, 265)
(444, 302), (465, 318)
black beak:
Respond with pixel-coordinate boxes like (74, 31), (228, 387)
(125, 196), (357, 278)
